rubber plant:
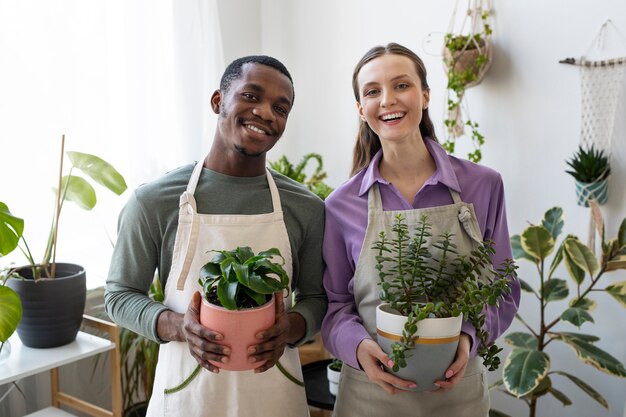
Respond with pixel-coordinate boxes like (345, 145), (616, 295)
(443, 10), (492, 163)
(373, 213), (517, 371)
(490, 207), (626, 417)
(0, 135), (127, 280)
(269, 153), (333, 200)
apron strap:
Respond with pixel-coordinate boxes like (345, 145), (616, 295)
(266, 169), (282, 213)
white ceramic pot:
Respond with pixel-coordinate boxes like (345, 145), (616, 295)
(376, 303), (463, 392)
(327, 364), (341, 396)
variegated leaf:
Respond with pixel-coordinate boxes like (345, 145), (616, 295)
(561, 308), (594, 327)
(505, 332), (538, 350)
(511, 235), (537, 262)
(519, 278), (538, 297)
(552, 332), (599, 344)
(563, 248), (585, 285)
(547, 242), (565, 279)
(605, 281), (626, 308)
(551, 370), (608, 408)
(569, 297), (597, 311)
(544, 278), (568, 302)
(503, 349), (550, 397)
(560, 335), (626, 377)
(564, 238), (599, 277)
(618, 217), (626, 248)
(521, 226), (554, 261)
(542, 207), (564, 240)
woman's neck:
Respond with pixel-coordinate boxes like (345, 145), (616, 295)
(378, 136), (436, 204)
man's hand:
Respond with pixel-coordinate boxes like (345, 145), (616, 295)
(431, 333), (471, 393)
(181, 291), (229, 373)
(356, 339), (417, 394)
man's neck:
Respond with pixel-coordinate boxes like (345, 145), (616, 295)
(203, 147), (267, 177)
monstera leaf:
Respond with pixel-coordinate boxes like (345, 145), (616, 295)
(0, 202), (24, 257)
(0, 285), (22, 342)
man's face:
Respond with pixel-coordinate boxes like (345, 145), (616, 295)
(212, 63), (294, 158)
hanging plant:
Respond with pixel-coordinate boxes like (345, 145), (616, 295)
(443, 2), (493, 163)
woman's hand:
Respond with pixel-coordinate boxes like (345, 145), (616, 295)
(356, 339), (417, 394)
(181, 291), (229, 373)
(431, 333), (471, 393)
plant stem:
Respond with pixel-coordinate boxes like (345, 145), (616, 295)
(51, 134), (65, 278)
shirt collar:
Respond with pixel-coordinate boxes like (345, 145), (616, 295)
(357, 138), (462, 197)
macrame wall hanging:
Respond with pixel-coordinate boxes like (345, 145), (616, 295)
(442, 0), (493, 163)
(559, 19), (626, 251)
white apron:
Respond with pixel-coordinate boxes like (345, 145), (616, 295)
(147, 162), (309, 417)
(333, 183), (489, 417)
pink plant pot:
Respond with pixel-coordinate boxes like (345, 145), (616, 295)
(199, 295), (275, 371)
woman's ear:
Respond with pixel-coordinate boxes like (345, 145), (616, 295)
(357, 101), (366, 122)
(422, 89), (430, 110)
(210, 90), (222, 115)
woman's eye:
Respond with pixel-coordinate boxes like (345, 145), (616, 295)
(364, 89), (379, 96)
(397, 83), (409, 89)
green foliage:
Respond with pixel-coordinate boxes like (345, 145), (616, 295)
(198, 246), (290, 310)
(373, 214), (516, 372)
(0, 211), (24, 347)
(565, 145), (611, 183)
(501, 207), (626, 415)
(0, 139), (127, 279)
(328, 358), (343, 372)
(269, 153), (333, 200)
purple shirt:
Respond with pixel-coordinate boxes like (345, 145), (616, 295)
(321, 139), (521, 369)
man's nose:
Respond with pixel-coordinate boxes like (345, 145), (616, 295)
(251, 101), (274, 121)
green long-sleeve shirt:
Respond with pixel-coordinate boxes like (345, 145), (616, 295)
(105, 163), (327, 344)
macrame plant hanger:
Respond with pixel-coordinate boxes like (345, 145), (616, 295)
(559, 19), (626, 251)
(443, 0), (493, 162)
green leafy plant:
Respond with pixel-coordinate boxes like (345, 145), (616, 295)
(328, 358), (343, 372)
(491, 207), (626, 417)
(443, 11), (492, 163)
(0, 204), (23, 355)
(373, 214), (516, 372)
(198, 246), (290, 310)
(269, 153), (333, 200)
(0, 136), (127, 279)
(565, 145), (611, 183)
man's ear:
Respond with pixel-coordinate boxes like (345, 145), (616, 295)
(210, 90), (222, 114)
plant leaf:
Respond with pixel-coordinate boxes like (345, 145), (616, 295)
(562, 248), (585, 285)
(67, 151), (127, 195)
(518, 278), (538, 297)
(0, 202), (24, 256)
(488, 410), (512, 417)
(504, 332), (538, 350)
(564, 238), (599, 277)
(551, 332), (599, 344)
(605, 281), (626, 308)
(232, 263), (250, 287)
(547, 241), (565, 279)
(521, 226), (554, 261)
(561, 307), (594, 327)
(618, 217), (626, 248)
(248, 273), (279, 295)
(217, 279), (238, 310)
(548, 387), (572, 406)
(542, 207), (564, 240)
(235, 246), (255, 263)
(560, 335), (626, 377)
(0, 286), (22, 342)
(59, 175), (97, 210)
(551, 370), (608, 408)
(511, 235), (536, 262)
(503, 348), (550, 397)
(543, 278), (568, 302)
(569, 297), (596, 311)
(242, 286), (267, 306)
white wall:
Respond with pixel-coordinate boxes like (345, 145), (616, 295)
(220, 1), (626, 416)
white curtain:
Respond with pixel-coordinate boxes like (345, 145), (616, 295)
(0, 0), (223, 413)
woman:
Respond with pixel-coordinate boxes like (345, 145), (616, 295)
(321, 43), (520, 416)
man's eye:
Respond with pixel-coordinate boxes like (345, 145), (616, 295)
(274, 106), (288, 115)
(242, 93), (257, 100)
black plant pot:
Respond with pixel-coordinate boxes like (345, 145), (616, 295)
(7, 263), (86, 348)
(124, 401), (148, 417)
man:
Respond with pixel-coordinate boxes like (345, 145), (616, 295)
(105, 55), (326, 417)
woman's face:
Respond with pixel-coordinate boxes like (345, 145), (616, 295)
(356, 54), (429, 144)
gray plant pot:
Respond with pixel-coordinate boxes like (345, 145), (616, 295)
(7, 263), (86, 348)
(376, 304), (462, 392)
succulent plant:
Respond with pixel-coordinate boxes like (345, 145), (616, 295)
(565, 145), (611, 183)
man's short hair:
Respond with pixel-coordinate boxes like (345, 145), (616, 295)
(220, 55), (294, 103)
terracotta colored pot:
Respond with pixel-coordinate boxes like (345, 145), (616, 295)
(376, 303), (462, 392)
(199, 295), (275, 371)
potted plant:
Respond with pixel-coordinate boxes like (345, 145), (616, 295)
(372, 214), (516, 392)
(269, 153), (333, 200)
(198, 246), (290, 371)
(489, 207), (626, 417)
(0, 135), (127, 348)
(565, 145), (611, 207)
(442, 10), (493, 163)
(326, 358), (342, 396)
(0, 202), (24, 363)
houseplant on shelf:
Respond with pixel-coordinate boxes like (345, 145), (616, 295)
(442, 9), (492, 163)
(565, 145), (611, 207)
(198, 246), (291, 371)
(373, 214), (516, 392)
(269, 152), (333, 200)
(489, 207), (626, 417)
(326, 358), (342, 396)
(0, 135), (127, 348)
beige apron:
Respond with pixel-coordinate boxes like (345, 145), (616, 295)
(147, 162), (309, 417)
(333, 184), (489, 417)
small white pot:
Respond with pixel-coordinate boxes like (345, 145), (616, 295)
(327, 364), (341, 396)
